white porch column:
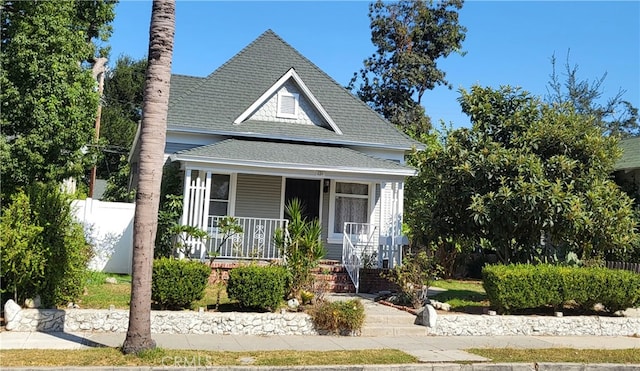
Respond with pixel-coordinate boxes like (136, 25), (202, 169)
(379, 181), (404, 268)
(180, 169), (212, 259)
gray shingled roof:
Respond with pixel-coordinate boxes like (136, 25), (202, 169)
(615, 136), (640, 170)
(167, 30), (422, 151)
(172, 139), (416, 175)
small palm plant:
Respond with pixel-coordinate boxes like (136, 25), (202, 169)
(274, 199), (326, 300)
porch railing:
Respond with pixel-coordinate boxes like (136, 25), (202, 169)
(342, 223), (378, 293)
(206, 216), (289, 260)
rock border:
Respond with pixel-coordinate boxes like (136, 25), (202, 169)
(5, 299), (640, 337)
(4, 300), (317, 335)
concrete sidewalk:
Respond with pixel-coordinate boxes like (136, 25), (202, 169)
(2, 331), (639, 364)
(2, 292), (640, 369)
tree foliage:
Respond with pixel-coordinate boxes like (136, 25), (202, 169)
(99, 56), (147, 180)
(406, 85), (639, 264)
(546, 53), (640, 138)
(1, 183), (92, 308)
(349, 0), (466, 137)
(0, 0), (116, 195)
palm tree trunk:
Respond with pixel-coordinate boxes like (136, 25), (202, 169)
(122, 0), (175, 355)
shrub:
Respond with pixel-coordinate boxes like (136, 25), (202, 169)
(152, 258), (211, 309)
(384, 249), (441, 308)
(28, 183), (93, 307)
(226, 265), (289, 311)
(1, 192), (45, 305)
(310, 299), (365, 335)
(274, 199), (325, 300)
(1, 183), (92, 308)
(482, 264), (640, 313)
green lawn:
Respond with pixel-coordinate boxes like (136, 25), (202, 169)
(80, 271), (232, 310)
(468, 348), (640, 364)
(430, 279), (489, 313)
(0, 348), (416, 367)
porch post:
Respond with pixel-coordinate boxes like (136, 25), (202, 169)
(199, 172), (212, 260)
(379, 181), (403, 268)
(178, 169), (192, 259)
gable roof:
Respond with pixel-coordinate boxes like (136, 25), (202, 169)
(615, 136), (640, 171)
(167, 30), (422, 151)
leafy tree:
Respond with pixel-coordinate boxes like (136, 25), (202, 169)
(0, 0), (116, 196)
(349, 0), (466, 137)
(1, 183), (92, 308)
(101, 155), (136, 202)
(99, 56), (147, 180)
(407, 85), (639, 264)
(122, 0), (175, 355)
(546, 53), (639, 138)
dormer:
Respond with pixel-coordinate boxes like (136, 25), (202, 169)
(234, 68), (343, 134)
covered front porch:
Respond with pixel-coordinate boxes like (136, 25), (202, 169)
(170, 139), (414, 289)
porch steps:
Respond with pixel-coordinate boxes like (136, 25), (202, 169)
(359, 297), (429, 337)
(361, 311), (428, 336)
(326, 294), (428, 336)
(312, 263), (356, 293)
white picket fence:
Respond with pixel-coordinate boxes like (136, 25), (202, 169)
(72, 198), (135, 274)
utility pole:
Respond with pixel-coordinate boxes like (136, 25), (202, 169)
(89, 57), (108, 198)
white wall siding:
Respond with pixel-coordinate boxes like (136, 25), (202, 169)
(235, 174), (282, 219)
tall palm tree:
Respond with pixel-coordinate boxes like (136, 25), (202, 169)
(122, 0), (175, 355)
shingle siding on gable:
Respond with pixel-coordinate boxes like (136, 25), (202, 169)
(249, 80), (327, 128)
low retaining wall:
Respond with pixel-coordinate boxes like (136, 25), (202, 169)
(4, 302), (317, 335)
(5, 299), (639, 336)
(431, 314), (640, 336)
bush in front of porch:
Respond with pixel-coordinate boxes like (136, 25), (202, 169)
(274, 199), (326, 300)
(152, 258), (212, 309)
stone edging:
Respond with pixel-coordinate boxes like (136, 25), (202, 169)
(4, 300), (317, 335)
(432, 313), (640, 336)
(5, 299), (640, 336)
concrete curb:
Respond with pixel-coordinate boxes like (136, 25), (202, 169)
(2, 363), (640, 370)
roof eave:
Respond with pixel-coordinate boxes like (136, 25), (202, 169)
(170, 153), (417, 177)
(166, 126), (425, 152)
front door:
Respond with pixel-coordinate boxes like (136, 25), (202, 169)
(284, 178), (320, 221)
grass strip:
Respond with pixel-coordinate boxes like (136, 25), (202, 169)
(467, 348), (640, 364)
(0, 348), (416, 367)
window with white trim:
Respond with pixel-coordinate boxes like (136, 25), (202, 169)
(209, 174), (230, 216)
(331, 182), (371, 235)
(277, 91), (299, 118)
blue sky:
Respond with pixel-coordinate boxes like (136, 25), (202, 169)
(107, 1), (640, 129)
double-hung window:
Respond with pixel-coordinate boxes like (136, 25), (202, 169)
(209, 174), (230, 216)
(330, 181), (371, 239)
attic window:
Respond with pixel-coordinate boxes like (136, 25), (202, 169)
(277, 92), (299, 119)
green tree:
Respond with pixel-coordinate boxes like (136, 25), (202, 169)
(546, 53), (639, 138)
(0, 183), (92, 308)
(101, 155), (136, 202)
(0, 0), (116, 196)
(349, 0), (466, 137)
(407, 85), (638, 264)
(99, 56), (147, 180)
(122, 0), (176, 355)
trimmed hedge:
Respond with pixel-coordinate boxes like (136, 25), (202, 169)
(227, 265), (290, 312)
(482, 264), (640, 314)
(152, 258), (211, 309)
